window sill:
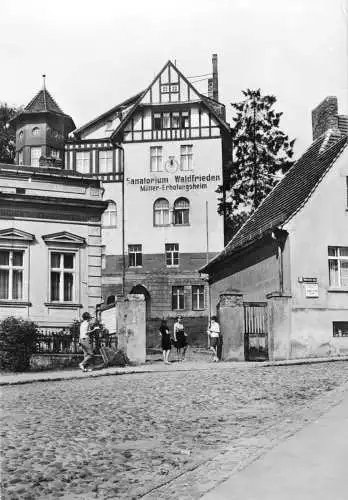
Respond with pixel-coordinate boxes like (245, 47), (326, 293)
(128, 266), (143, 269)
(102, 225), (117, 229)
(44, 302), (83, 309)
(0, 300), (31, 308)
(166, 265), (179, 268)
(173, 224), (190, 227)
(154, 224), (171, 228)
(328, 288), (348, 293)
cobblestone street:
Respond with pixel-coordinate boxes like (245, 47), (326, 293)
(2, 361), (348, 500)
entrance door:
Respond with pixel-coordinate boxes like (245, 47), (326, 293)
(244, 302), (268, 361)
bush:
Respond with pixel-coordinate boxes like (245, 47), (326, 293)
(0, 317), (39, 372)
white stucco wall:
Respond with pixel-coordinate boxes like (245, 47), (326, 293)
(284, 145), (348, 356)
(101, 137), (224, 257)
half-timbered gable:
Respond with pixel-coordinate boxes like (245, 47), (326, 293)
(110, 61), (229, 144)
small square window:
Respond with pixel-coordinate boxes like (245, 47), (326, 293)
(333, 322), (348, 337)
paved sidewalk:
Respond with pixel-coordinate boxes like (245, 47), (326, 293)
(1, 355), (348, 386)
(201, 387), (348, 500)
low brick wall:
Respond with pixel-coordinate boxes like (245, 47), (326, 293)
(147, 316), (209, 349)
(30, 353), (104, 371)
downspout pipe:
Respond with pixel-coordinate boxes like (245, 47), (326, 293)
(271, 229), (286, 296)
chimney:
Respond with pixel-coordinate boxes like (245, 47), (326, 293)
(312, 96), (339, 141)
(212, 53), (219, 101)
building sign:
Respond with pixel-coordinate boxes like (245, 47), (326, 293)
(304, 283), (319, 298)
(126, 174), (221, 193)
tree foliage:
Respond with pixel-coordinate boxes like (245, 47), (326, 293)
(0, 103), (18, 164)
(0, 317), (39, 372)
(219, 89), (295, 240)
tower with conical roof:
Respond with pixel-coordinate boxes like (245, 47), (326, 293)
(11, 76), (75, 168)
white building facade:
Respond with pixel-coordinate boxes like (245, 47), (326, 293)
(65, 57), (231, 345)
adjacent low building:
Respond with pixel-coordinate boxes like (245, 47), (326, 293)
(201, 97), (348, 361)
(0, 163), (106, 329)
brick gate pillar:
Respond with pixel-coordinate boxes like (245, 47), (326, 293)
(266, 292), (292, 360)
(219, 291), (245, 361)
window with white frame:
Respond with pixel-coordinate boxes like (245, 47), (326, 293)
(76, 151), (90, 174)
(50, 252), (75, 302)
(154, 198), (169, 226)
(172, 286), (184, 310)
(30, 147), (41, 168)
(102, 201), (117, 227)
(150, 146), (163, 172)
(165, 243), (179, 267)
(99, 150), (113, 173)
(328, 246), (348, 288)
(180, 145), (193, 171)
(128, 245), (142, 267)
(173, 197), (190, 225)
(192, 285), (205, 310)
(32, 127), (40, 136)
(0, 249), (24, 300)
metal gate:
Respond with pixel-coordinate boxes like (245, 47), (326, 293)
(244, 302), (268, 361)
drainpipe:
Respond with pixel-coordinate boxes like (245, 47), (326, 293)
(271, 229), (284, 295)
(112, 142), (125, 297)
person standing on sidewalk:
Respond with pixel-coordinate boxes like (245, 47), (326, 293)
(79, 312), (98, 372)
(173, 316), (188, 361)
(159, 319), (171, 364)
(208, 316), (220, 362)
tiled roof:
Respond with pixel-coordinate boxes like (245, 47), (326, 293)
(73, 91), (144, 137)
(24, 88), (64, 114)
(202, 132), (348, 272)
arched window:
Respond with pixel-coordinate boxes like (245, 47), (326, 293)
(32, 127), (40, 136)
(153, 198), (169, 226)
(102, 201), (117, 227)
(173, 198), (190, 225)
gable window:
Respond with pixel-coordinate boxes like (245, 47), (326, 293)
(181, 112), (189, 129)
(150, 146), (163, 172)
(163, 113), (170, 129)
(30, 147), (41, 168)
(172, 286), (184, 310)
(192, 285), (205, 310)
(180, 145), (193, 171)
(173, 197), (190, 225)
(328, 247), (348, 288)
(154, 198), (169, 226)
(165, 243), (179, 267)
(105, 120), (114, 132)
(102, 201), (117, 227)
(172, 113), (180, 129)
(32, 127), (40, 136)
(50, 252), (75, 302)
(76, 151), (90, 174)
(153, 113), (162, 130)
(0, 250), (24, 300)
(152, 112), (190, 130)
(99, 150), (113, 173)
(128, 244), (142, 267)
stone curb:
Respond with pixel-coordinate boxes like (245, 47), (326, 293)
(1, 356), (348, 386)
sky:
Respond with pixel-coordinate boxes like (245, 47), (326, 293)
(1, 0), (347, 156)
